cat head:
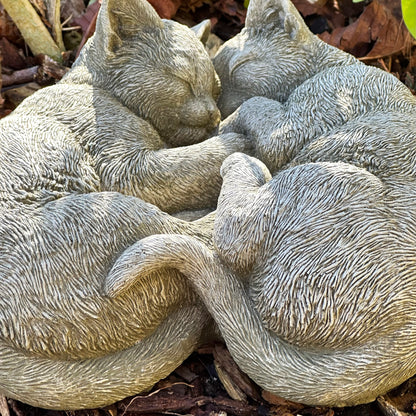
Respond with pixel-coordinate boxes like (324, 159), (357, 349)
(73, 0), (221, 146)
(213, 0), (316, 118)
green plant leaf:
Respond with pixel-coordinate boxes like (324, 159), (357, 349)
(402, 0), (416, 39)
(244, 0), (250, 8)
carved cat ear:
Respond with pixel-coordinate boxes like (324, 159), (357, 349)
(96, 0), (164, 52)
(191, 19), (211, 45)
(245, 0), (310, 41)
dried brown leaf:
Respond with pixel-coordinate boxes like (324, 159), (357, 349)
(148, 0), (182, 19)
(319, 0), (412, 58)
(213, 0), (246, 25)
(180, 0), (211, 13)
(0, 56), (3, 109)
(0, 38), (27, 69)
(73, 1), (100, 57)
(73, 1), (100, 34)
(0, 5), (22, 45)
(60, 0), (85, 21)
(262, 390), (305, 412)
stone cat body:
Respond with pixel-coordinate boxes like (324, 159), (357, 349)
(215, 0), (416, 174)
(0, 0), (250, 409)
(108, 149), (416, 407)
(213, 0), (358, 118)
(103, 0), (416, 407)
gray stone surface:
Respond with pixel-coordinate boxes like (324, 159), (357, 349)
(2, 0), (416, 410)
(120, 145), (416, 406)
(213, 0), (357, 118)
(207, 0), (416, 407)
(0, 0), (248, 409)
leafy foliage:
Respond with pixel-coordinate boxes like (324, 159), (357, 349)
(402, 0), (416, 38)
(353, 0), (415, 39)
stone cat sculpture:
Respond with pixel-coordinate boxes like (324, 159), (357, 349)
(216, 0), (416, 175)
(0, 202), (215, 409)
(213, 0), (358, 117)
(5, 0), (250, 214)
(0, 0), (250, 409)
(221, 68), (416, 173)
(199, 0), (416, 405)
(100, 1), (416, 404)
(104, 150), (416, 407)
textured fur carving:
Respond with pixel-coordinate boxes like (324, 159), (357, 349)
(103, 0), (416, 407)
(108, 147), (416, 406)
(6, 0), (250, 214)
(220, 64), (416, 173)
(213, 0), (357, 117)
(3, 0), (416, 409)
(0, 0), (250, 409)
(216, 0), (416, 175)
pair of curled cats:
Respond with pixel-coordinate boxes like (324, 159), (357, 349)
(1, 0), (416, 409)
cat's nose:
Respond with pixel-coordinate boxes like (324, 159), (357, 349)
(209, 107), (221, 126)
(179, 97), (221, 128)
(204, 98), (221, 127)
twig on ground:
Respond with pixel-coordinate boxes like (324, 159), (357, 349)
(119, 394), (260, 416)
(213, 343), (262, 403)
(377, 396), (408, 416)
(36, 54), (69, 81)
(0, 395), (10, 416)
(0, 0), (62, 62)
(1, 66), (39, 87)
(45, 0), (65, 51)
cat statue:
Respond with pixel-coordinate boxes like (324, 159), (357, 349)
(212, 0), (358, 118)
(101, 0), (416, 407)
(215, 0), (416, 173)
(5, 0), (250, 214)
(0, 0), (249, 409)
(105, 149), (416, 407)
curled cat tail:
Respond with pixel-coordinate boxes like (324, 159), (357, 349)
(104, 233), (416, 407)
(0, 304), (207, 410)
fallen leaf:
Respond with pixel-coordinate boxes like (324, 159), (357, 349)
(0, 5), (22, 44)
(0, 50), (4, 109)
(73, 1), (101, 58)
(319, 0), (413, 58)
(262, 390), (305, 411)
(213, 0), (246, 24)
(148, 0), (182, 18)
(60, 0), (85, 21)
(73, 0), (100, 34)
(181, 0), (210, 13)
(0, 38), (27, 69)
(292, 0), (348, 32)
